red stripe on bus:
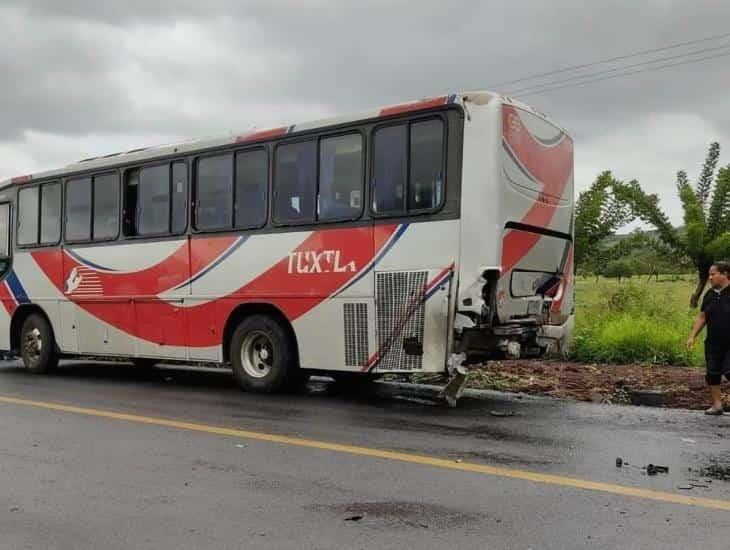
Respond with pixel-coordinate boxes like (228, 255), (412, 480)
(33, 237), (238, 298)
(31, 226), (400, 348)
(379, 96), (448, 117)
(500, 105), (573, 274)
(11, 175), (31, 185)
(235, 127), (288, 144)
(0, 281), (17, 315)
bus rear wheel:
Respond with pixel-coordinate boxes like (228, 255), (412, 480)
(230, 314), (297, 393)
(20, 313), (59, 374)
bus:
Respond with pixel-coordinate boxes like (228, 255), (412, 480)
(0, 91), (574, 398)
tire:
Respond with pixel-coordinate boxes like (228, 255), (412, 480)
(132, 358), (158, 369)
(230, 314), (298, 393)
(20, 313), (59, 374)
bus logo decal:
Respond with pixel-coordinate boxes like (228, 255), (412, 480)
(287, 250), (356, 274)
(64, 266), (103, 296)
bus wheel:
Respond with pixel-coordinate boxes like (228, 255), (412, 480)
(20, 313), (59, 374)
(230, 314), (297, 393)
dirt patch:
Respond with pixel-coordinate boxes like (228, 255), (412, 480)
(461, 360), (728, 410)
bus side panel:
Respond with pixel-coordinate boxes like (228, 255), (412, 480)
(11, 250), (64, 351)
(498, 104), (574, 325)
(292, 226), (374, 372)
(368, 219), (459, 373)
(0, 284), (12, 350)
(456, 98), (503, 310)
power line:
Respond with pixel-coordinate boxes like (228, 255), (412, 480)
(504, 42), (730, 96)
(511, 49), (730, 99)
(491, 31), (730, 88)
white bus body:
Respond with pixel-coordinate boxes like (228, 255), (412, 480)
(0, 91), (573, 391)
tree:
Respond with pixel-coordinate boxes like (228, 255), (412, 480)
(574, 171), (633, 270)
(604, 258), (634, 283)
(612, 142), (730, 307)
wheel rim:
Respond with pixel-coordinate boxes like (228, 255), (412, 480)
(240, 331), (274, 379)
(24, 327), (42, 365)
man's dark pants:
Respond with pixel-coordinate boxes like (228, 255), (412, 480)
(705, 346), (730, 385)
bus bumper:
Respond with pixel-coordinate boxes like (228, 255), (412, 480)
(453, 313), (574, 360)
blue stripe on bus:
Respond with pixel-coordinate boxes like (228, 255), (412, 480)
(66, 249), (118, 272)
(173, 236), (248, 291)
(6, 270), (30, 303)
(335, 223), (409, 296)
(424, 270), (453, 301)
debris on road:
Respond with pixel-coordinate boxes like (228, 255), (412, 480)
(646, 464), (669, 476)
(615, 457), (623, 468)
(677, 485), (694, 490)
(489, 410), (516, 417)
(344, 515), (364, 522)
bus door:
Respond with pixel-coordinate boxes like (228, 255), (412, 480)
(0, 202), (12, 350)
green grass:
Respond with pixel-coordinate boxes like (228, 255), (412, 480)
(570, 275), (704, 366)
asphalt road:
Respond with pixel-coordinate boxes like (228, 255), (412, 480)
(0, 360), (729, 550)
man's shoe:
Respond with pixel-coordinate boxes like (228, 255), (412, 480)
(704, 406), (724, 415)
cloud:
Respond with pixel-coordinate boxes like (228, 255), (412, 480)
(2, 0), (730, 222)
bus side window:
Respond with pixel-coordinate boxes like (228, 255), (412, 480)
(125, 162), (188, 237)
(93, 173), (120, 240)
(372, 124), (407, 215)
(171, 162), (188, 234)
(138, 164), (170, 236)
(234, 149), (267, 228)
(409, 119), (444, 211)
(65, 178), (92, 242)
(274, 141), (316, 224)
(40, 183), (62, 244)
(17, 187), (39, 245)
(18, 183), (62, 247)
(318, 133), (362, 221)
(0, 203), (11, 277)
(196, 154), (234, 231)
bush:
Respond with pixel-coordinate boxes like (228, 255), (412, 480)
(570, 312), (701, 366)
(570, 280), (703, 366)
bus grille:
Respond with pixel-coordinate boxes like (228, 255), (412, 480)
(343, 303), (369, 367)
(374, 271), (427, 371)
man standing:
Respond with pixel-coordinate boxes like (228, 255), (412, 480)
(687, 262), (730, 415)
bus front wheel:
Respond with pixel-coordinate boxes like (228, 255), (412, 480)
(230, 314), (297, 393)
(20, 313), (59, 374)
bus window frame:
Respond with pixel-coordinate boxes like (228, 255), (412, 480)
(0, 201), (12, 259)
(233, 146), (269, 231)
(63, 170), (121, 245)
(192, 148), (269, 235)
(122, 158), (190, 240)
(271, 128), (366, 229)
(369, 112), (448, 219)
(16, 180), (62, 249)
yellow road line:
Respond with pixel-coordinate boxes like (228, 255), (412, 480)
(1, 394), (729, 512)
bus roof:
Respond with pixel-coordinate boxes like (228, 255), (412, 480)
(2, 90), (568, 187)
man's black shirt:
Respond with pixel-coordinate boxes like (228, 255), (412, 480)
(701, 285), (730, 353)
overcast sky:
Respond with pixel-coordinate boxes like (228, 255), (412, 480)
(2, 0), (729, 228)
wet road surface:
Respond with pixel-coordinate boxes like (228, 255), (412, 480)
(0, 360), (729, 549)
